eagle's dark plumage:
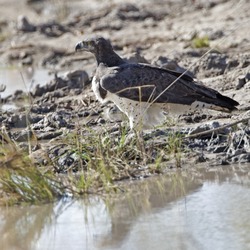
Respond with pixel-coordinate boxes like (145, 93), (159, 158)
(75, 37), (239, 129)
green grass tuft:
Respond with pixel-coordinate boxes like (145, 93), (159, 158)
(0, 131), (63, 205)
(0, 123), (186, 205)
(192, 36), (210, 48)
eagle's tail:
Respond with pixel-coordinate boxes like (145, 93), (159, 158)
(193, 92), (239, 113)
(208, 92), (239, 112)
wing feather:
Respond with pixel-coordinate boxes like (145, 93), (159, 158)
(101, 64), (208, 104)
(99, 63), (238, 109)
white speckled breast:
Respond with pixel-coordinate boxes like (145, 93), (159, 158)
(106, 92), (166, 129)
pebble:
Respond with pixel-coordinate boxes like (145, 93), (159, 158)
(17, 15), (36, 32)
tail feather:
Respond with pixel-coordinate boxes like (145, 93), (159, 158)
(215, 93), (239, 111)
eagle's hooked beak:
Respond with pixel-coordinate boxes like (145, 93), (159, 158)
(75, 40), (96, 53)
(75, 41), (85, 52)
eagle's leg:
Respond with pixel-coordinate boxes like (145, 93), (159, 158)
(123, 115), (144, 145)
(124, 130), (136, 145)
(123, 129), (145, 155)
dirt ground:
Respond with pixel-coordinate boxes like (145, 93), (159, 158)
(0, 0), (250, 174)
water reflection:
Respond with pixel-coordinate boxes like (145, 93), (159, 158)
(0, 67), (52, 98)
(0, 202), (54, 250)
(0, 165), (250, 250)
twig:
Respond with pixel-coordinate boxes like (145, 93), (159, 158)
(184, 117), (249, 140)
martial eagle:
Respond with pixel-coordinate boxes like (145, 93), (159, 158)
(75, 37), (238, 130)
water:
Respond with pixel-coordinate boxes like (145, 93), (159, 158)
(0, 165), (250, 250)
(0, 67), (52, 98)
(0, 67), (53, 110)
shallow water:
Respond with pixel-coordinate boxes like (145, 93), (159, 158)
(1, 164), (250, 250)
(0, 67), (54, 111)
(0, 67), (51, 98)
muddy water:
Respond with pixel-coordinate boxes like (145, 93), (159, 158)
(1, 164), (250, 250)
(0, 67), (52, 98)
(0, 67), (54, 110)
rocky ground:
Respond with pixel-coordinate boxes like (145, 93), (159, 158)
(0, 0), (250, 177)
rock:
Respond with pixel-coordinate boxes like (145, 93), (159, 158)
(114, 3), (164, 21)
(189, 121), (229, 137)
(48, 144), (83, 173)
(213, 145), (228, 153)
(57, 154), (74, 170)
(78, 111), (90, 118)
(97, 117), (106, 124)
(184, 49), (204, 57)
(231, 148), (247, 157)
(37, 21), (69, 37)
(64, 70), (89, 89)
(31, 70), (88, 98)
(0, 114), (7, 123)
(182, 113), (210, 123)
(40, 111), (74, 129)
(195, 153), (207, 163)
(152, 56), (194, 78)
(193, 53), (228, 77)
(7, 114), (27, 128)
(226, 148), (248, 163)
(124, 51), (149, 64)
(21, 56), (33, 65)
(92, 19), (123, 31)
(36, 131), (63, 140)
(31, 85), (45, 97)
(238, 153), (250, 163)
(31, 77), (66, 97)
(218, 158), (230, 165)
(7, 114), (43, 128)
(17, 15), (36, 32)
(0, 84), (6, 93)
(18, 142), (30, 152)
(31, 104), (56, 113)
(12, 90), (26, 100)
(228, 130), (250, 151)
(42, 51), (66, 66)
(236, 72), (250, 90)
(12, 129), (32, 142)
(29, 148), (48, 166)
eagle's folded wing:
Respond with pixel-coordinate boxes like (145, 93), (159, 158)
(100, 63), (238, 111)
(100, 64), (193, 103)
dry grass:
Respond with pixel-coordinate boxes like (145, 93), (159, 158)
(0, 122), (186, 205)
(0, 130), (62, 205)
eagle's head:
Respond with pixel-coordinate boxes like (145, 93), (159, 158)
(75, 37), (113, 55)
(75, 36), (125, 66)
